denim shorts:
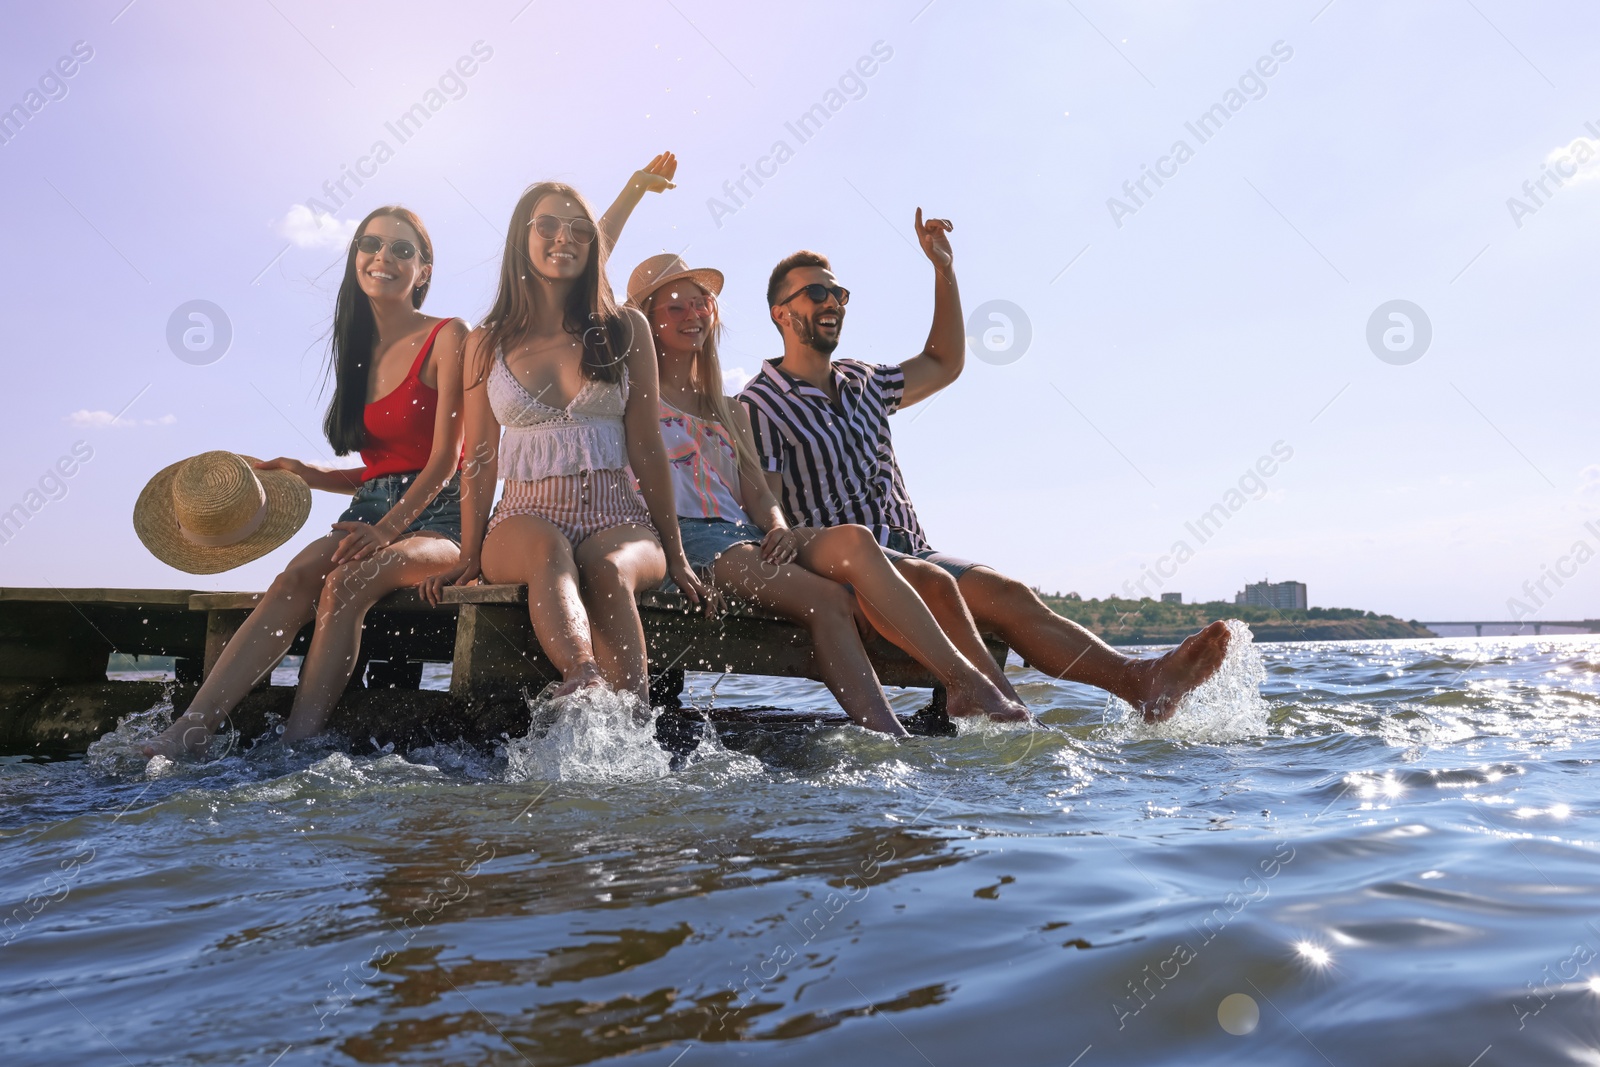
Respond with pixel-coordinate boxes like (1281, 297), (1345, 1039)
(677, 517), (762, 572)
(880, 527), (986, 580)
(337, 471), (462, 542)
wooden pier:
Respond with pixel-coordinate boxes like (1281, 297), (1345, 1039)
(0, 587), (1008, 754)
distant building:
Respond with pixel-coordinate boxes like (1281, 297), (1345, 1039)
(1235, 579), (1307, 610)
(1160, 592), (1182, 604)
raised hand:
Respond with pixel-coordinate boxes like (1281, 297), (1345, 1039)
(631, 151), (678, 194)
(914, 206), (954, 269)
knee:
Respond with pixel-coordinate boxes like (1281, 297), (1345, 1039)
(906, 561), (961, 604)
(836, 524), (878, 556)
(985, 572), (1045, 612)
(319, 561), (380, 613)
(272, 560), (324, 599)
(269, 565), (323, 614)
(805, 582), (858, 629)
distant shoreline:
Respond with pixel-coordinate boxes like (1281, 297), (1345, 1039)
(1040, 594), (1436, 645)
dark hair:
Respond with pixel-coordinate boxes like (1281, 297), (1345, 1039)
(476, 182), (628, 386)
(766, 249), (832, 332)
(323, 206), (434, 455)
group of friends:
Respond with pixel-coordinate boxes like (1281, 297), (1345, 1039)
(143, 153), (1232, 759)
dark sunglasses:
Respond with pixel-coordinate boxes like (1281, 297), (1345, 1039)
(777, 282), (850, 307)
(355, 234), (418, 260)
(531, 213), (598, 245)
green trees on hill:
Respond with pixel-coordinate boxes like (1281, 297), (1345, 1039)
(1035, 593), (1432, 644)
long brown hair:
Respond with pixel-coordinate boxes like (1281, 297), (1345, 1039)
(644, 286), (759, 471)
(323, 206), (433, 455)
(476, 182), (628, 387)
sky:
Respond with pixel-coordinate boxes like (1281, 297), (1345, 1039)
(1, 0), (1597, 622)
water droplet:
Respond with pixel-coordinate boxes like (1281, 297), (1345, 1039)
(1218, 993), (1259, 1035)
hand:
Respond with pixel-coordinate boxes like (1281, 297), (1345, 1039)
(631, 151), (678, 194)
(330, 521), (391, 565)
(254, 457), (309, 480)
(760, 526), (799, 566)
(914, 207), (953, 269)
(419, 557), (481, 606)
(667, 554), (712, 614)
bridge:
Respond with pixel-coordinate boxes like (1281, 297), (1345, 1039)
(1420, 620), (1600, 638)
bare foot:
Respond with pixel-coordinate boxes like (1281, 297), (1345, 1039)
(554, 661), (606, 697)
(142, 711), (217, 760)
(946, 676), (1031, 723)
(1131, 620), (1232, 722)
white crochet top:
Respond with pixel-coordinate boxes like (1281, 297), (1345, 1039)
(488, 349), (630, 480)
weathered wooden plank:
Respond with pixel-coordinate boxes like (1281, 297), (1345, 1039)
(189, 584), (529, 613)
(0, 588), (198, 606)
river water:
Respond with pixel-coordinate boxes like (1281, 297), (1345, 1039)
(3, 629), (1600, 1066)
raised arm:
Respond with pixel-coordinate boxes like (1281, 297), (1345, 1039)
(618, 307), (707, 607)
(331, 318), (470, 565)
(897, 208), (964, 408)
(597, 151), (678, 252)
(420, 328), (500, 604)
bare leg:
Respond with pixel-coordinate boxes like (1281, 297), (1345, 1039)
(955, 567), (1231, 721)
(887, 558), (1022, 703)
(280, 534), (461, 743)
(144, 533), (343, 758)
(482, 515), (604, 693)
(707, 543), (908, 736)
(574, 524), (666, 705)
(793, 527), (1025, 722)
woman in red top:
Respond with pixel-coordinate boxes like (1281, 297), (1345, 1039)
(146, 206), (469, 757)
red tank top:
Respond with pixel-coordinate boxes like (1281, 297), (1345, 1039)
(360, 320), (455, 481)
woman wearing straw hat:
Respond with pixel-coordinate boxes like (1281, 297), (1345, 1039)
(142, 206), (471, 758)
(420, 181), (709, 708)
(626, 254), (1027, 733)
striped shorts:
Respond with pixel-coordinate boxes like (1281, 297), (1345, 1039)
(488, 469), (656, 547)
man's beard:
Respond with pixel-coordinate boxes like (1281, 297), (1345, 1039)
(794, 311), (839, 356)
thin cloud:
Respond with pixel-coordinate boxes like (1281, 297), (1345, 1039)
(1546, 138), (1600, 185)
(722, 366), (753, 394)
(277, 204), (358, 249)
(66, 410), (176, 428)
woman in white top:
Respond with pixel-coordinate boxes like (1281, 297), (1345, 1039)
(629, 254), (1028, 734)
(424, 180), (706, 705)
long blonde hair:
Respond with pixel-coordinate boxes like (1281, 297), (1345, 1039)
(645, 287), (759, 471)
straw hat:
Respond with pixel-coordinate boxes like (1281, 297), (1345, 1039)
(133, 451), (312, 574)
(626, 253), (724, 309)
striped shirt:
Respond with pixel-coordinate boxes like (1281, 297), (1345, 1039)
(738, 357), (932, 552)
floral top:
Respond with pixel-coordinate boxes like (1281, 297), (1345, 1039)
(658, 399), (747, 521)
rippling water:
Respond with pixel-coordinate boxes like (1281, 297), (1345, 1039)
(5, 632), (1600, 1066)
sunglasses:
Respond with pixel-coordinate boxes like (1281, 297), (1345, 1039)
(777, 282), (850, 307)
(531, 213), (598, 245)
(354, 234), (419, 260)
(658, 293), (715, 319)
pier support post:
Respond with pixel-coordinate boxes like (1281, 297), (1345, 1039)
(450, 603), (553, 698)
(203, 609), (252, 678)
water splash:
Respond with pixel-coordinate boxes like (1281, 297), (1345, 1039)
(501, 688), (673, 782)
(83, 698), (241, 778)
(1107, 619), (1271, 743)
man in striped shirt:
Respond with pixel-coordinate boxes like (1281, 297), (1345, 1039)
(739, 210), (1232, 721)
